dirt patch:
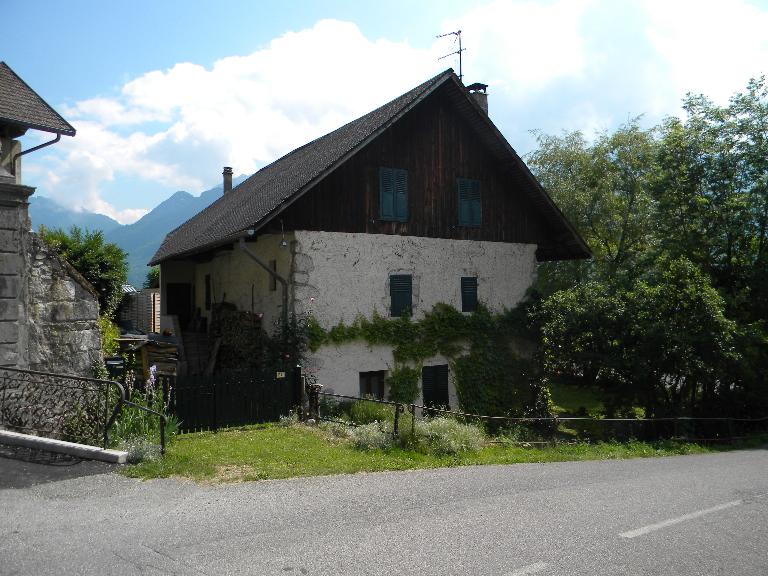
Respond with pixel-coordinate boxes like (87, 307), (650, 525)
(211, 464), (267, 483)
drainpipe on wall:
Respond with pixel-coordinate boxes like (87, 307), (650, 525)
(11, 134), (61, 179)
(238, 236), (289, 338)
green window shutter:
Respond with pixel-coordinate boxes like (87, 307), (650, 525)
(422, 365), (450, 408)
(390, 274), (412, 317)
(380, 168), (394, 220)
(380, 167), (408, 221)
(458, 178), (481, 227)
(461, 277), (478, 312)
(394, 169), (408, 221)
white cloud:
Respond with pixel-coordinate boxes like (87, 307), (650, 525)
(642, 0), (768, 105)
(32, 2), (768, 225)
(440, 0), (594, 95)
(35, 19), (438, 223)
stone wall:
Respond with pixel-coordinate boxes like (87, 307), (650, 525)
(0, 181), (101, 376)
(25, 235), (101, 374)
(0, 181), (32, 368)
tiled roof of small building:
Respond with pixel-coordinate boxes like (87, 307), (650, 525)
(0, 62), (76, 136)
(151, 69), (590, 264)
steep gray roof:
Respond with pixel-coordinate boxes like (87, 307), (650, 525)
(151, 70), (454, 264)
(0, 62), (76, 137)
(151, 69), (590, 264)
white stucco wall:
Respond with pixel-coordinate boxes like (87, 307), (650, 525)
(308, 341), (460, 408)
(292, 231), (537, 326)
(294, 231), (537, 402)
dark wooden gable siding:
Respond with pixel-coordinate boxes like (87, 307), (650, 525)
(270, 86), (550, 244)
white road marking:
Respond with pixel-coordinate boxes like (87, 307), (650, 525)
(507, 562), (548, 575)
(620, 499), (743, 539)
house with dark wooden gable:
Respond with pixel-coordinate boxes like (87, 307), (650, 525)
(150, 69), (589, 406)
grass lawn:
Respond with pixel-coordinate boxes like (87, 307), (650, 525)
(122, 423), (761, 484)
(548, 382), (605, 415)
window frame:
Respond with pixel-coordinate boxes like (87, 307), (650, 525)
(461, 276), (478, 312)
(379, 167), (409, 222)
(389, 274), (413, 317)
(457, 177), (482, 227)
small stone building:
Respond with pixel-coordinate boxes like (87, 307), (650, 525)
(0, 61), (101, 376)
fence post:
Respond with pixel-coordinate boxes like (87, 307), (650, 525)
(307, 382), (322, 422)
(411, 404), (416, 438)
(293, 365), (304, 420)
(102, 382), (110, 449)
(393, 403), (402, 439)
(727, 418), (734, 444)
(212, 380), (218, 433)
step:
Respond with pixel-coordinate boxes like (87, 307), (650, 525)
(0, 429), (128, 464)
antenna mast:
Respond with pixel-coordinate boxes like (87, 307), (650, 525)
(436, 30), (465, 81)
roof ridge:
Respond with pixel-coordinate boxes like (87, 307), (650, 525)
(151, 69), (455, 264)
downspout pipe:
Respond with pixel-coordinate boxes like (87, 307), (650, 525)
(238, 236), (289, 339)
(11, 134), (61, 176)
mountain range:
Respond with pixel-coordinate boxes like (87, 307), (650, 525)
(28, 175), (247, 287)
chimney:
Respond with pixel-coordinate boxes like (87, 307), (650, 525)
(466, 82), (489, 115)
(222, 166), (233, 194)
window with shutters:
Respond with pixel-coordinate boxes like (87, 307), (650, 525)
(422, 364), (450, 409)
(457, 178), (482, 227)
(379, 167), (408, 222)
(390, 274), (412, 317)
(359, 370), (387, 400)
(461, 276), (478, 312)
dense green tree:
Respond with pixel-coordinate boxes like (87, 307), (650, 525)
(527, 121), (658, 293)
(655, 78), (768, 323)
(40, 226), (128, 318)
(534, 258), (738, 417)
(144, 266), (160, 289)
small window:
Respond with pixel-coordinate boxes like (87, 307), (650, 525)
(390, 274), (412, 317)
(359, 370), (387, 400)
(380, 167), (408, 222)
(204, 274), (211, 311)
(269, 260), (277, 291)
(458, 178), (482, 227)
(461, 277), (478, 312)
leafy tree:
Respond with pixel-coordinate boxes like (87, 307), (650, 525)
(527, 121), (658, 294)
(655, 77), (768, 323)
(40, 226), (128, 318)
(144, 266), (160, 289)
(534, 258), (739, 418)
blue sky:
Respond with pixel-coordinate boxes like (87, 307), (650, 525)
(5, 0), (768, 223)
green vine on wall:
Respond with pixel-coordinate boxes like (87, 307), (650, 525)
(306, 303), (551, 420)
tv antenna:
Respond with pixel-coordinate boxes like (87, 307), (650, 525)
(437, 30), (465, 81)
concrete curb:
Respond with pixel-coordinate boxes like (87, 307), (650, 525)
(0, 429), (127, 464)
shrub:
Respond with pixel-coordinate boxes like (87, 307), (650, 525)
(350, 421), (394, 450)
(411, 417), (485, 455)
(349, 398), (393, 424)
(386, 365), (420, 403)
(118, 436), (162, 464)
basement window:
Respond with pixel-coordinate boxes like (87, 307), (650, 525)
(359, 370), (387, 400)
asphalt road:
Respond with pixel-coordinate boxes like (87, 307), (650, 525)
(1, 448), (767, 575)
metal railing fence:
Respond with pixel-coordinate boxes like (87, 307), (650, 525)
(312, 389), (768, 444)
(0, 366), (166, 454)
